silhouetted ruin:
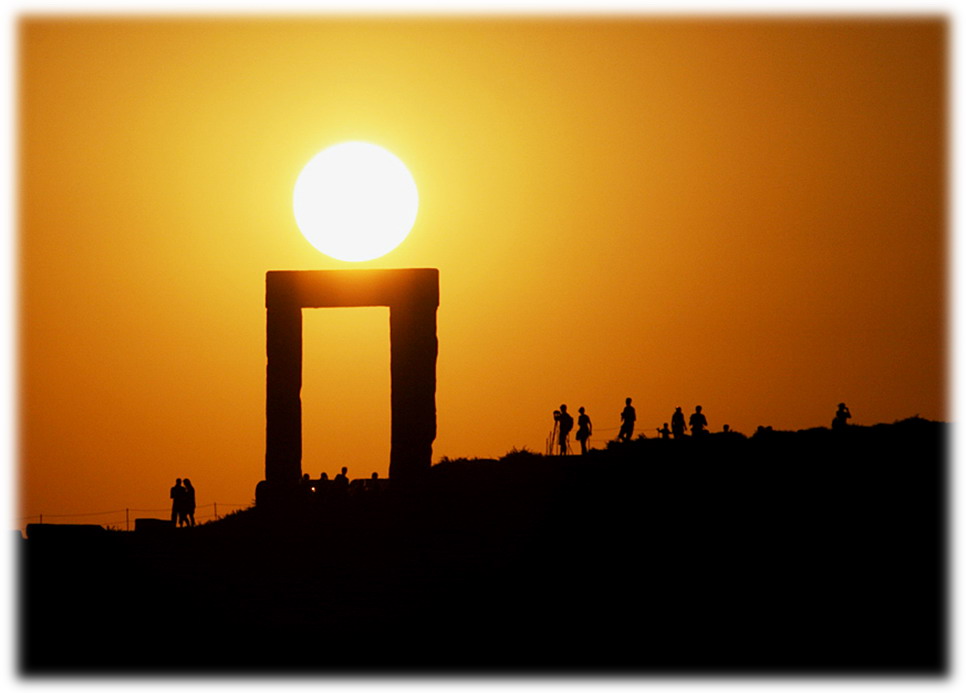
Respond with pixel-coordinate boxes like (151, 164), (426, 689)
(257, 269), (439, 506)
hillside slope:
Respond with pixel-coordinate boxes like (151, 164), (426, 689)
(21, 418), (947, 675)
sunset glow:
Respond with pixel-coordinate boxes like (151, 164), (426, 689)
(17, 17), (946, 531)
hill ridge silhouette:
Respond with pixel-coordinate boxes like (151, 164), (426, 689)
(21, 416), (947, 675)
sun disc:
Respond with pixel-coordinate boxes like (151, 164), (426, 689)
(293, 142), (419, 262)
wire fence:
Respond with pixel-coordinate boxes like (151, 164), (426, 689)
(15, 502), (252, 533)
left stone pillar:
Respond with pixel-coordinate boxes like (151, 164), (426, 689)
(265, 299), (302, 487)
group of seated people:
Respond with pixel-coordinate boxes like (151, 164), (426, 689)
(299, 467), (385, 500)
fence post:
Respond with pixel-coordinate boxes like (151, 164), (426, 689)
(214, 502), (218, 521)
(126, 508), (130, 532)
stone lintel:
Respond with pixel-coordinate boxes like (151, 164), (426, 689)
(266, 269), (439, 310)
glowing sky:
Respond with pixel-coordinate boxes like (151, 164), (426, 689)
(17, 16), (946, 526)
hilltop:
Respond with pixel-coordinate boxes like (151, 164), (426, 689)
(21, 417), (947, 675)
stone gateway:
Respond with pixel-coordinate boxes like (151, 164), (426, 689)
(257, 269), (438, 505)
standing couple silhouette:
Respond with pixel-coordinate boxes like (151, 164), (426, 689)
(169, 478), (196, 527)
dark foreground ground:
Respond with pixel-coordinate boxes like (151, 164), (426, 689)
(20, 418), (947, 676)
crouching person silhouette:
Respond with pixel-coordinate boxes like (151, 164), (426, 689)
(689, 405), (709, 437)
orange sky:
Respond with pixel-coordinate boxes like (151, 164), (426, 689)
(16, 16), (947, 527)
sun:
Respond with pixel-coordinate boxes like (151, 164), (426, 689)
(293, 142), (419, 262)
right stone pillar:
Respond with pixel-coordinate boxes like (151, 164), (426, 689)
(389, 295), (438, 482)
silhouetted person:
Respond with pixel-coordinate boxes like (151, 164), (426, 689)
(689, 405), (708, 437)
(575, 407), (593, 454)
(170, 478), (186, 526)
(671, 407), (687, 439)
(366, 472), (382, 495)
(333, 466), (350, 497)
(315, 472), (330, 501)
(182, 478), (196, 527)
(833, 402), (852, 431)
(557, 404), (574, 455)
(657, 423), (671, 439)
(303, 472), (321, 497)
(617, 397), (636, 442)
